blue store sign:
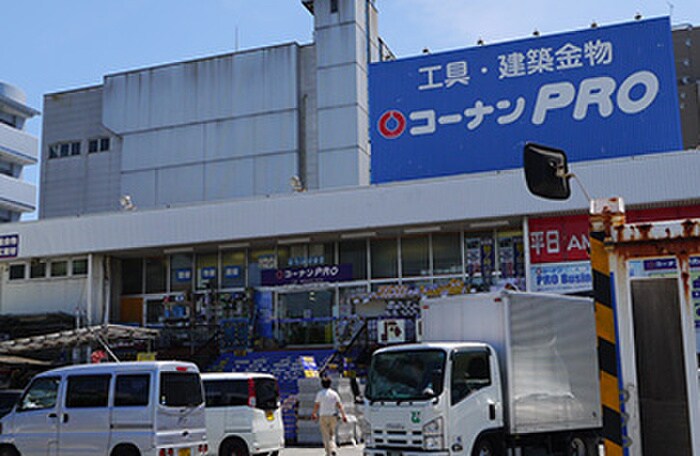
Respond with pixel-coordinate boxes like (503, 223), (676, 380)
(370, 18), (682, 183)
(530, 261), (592, 294)
(261, 264), (353, 286)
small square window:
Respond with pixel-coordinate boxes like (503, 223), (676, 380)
(88, 139), (99, 153)
(70, 142), (81, 156)
(9, 264), (25, 280)
(100, 137), (110, 151)
(60, 144), (70, 157)
(51, 261), (68, 277)
(30, 261), (46, 279)
(49, 145), (59, 159)
(72, 259), (88, 275)
(330, 0), (338, 13)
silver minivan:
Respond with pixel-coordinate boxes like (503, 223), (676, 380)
(202, 373), (284, 456)
(0, 361), (207, 456)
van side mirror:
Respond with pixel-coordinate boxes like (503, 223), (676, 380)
(523, 143), (571, 200)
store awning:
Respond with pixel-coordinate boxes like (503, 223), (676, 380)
(0, 324), (159, 355)
(0, 354), (51, 366)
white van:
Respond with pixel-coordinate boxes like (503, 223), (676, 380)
(0, 361), (207, 456)
(201, 373), (284, 456)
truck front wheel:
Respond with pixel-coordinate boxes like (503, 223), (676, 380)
(471, 438), (496, 456)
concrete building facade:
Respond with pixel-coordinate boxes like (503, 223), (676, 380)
(0, 1), (699, 353)
(0, 82), (39, 222)
(39, 0), (387, 219)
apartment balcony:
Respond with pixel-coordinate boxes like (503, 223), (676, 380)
(0, 173), (36, 213)
(0, 122), (38, 165)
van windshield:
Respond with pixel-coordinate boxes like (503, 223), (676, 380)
(160, 372), (203, 407)
(255, 378), (279, 410)
(366, 349), (446, 402)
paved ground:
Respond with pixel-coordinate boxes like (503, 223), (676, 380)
(283, 444), (364, 456)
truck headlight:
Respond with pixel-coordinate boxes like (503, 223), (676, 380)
(422, 418), (444, 450)
(423, 435), (444, 450)
(422, 417), (443, 435)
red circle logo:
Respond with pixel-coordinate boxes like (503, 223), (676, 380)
(378, 110), (406, 139)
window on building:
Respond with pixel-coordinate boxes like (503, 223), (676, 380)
(0, 161), (15, 177)
(339, 240), (367, 280)
(433, 232), (462, 275)
(464, 232), (495, 288)
(50, 260), (68, 277)
(30, 261), (46, 279)
(170, 253), (193, 292)
(280, 242), (334, 268)
(401, 236), (430, 277)
(371, 238), (398, 279)
(145, 257), (167, 293)
(146, 299), (164, 324)
(48, 141), (81, 159)
(88, 137), (111, 153)
(221, 250), (246, 289)
(72, 258), (88, 275)
(196, 253), (218, 290)
(330, 0), (339, 13)
(122, 258), (143, 294)
(9, 264), (25, 280)
(249, 247), (276, 287)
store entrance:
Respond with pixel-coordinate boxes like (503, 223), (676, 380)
(278, 290), (334, 346)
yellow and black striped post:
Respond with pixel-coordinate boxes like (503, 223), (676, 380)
(590, 225), (624, 456)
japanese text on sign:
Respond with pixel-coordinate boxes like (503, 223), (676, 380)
(370, 18), (681, 184)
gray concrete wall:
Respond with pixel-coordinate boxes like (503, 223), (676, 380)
(40, 86), (121, 218)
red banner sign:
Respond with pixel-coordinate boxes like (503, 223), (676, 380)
(529, 205), (700, 264)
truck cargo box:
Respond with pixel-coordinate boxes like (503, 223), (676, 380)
(419, 291), (602, 434)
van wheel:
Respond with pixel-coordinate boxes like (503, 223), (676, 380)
(0, 446), (19, 456)
(220, 439), (249, 456)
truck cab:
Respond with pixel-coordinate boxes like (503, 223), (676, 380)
(364, 342), (503, 456)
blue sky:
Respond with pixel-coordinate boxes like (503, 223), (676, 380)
(3, 0), (699, 214)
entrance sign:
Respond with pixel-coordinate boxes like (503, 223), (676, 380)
(370, 18), (681, 183)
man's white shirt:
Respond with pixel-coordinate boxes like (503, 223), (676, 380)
(315, 388), (341, 416)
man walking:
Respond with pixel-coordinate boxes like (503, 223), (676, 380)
(311, 376), (348, 456)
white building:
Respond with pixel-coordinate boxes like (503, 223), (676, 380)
(0, 1), (698, 351)
(0, 82), (39, 222)
(39, 0), (390, 219)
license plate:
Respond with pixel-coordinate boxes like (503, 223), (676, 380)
(178, 449), (191, 456)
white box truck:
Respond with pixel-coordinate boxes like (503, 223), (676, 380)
(363, 291), (601, 456)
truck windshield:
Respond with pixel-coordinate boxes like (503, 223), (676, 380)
(366, 349), (446, 401)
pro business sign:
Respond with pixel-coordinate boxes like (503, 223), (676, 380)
(369, 18), (682, 183)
